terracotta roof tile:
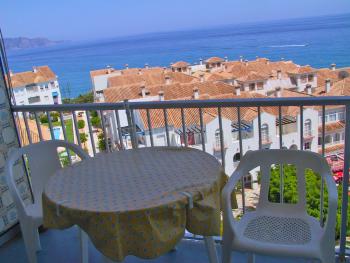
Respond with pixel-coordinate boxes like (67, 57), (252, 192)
(11, 66), (56, 88)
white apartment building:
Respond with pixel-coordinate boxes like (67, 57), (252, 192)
(10, 66), (61, 105)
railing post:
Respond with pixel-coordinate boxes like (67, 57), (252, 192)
(124, 100), (137, 149)
(339, 104), (350, 261)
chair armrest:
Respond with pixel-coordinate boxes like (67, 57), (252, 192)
(222, 166), (246, 231)
(66, 142), (90, 160)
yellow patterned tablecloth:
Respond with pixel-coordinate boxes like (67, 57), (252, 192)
(42, 147), (236, 261)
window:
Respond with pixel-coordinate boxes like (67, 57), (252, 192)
(308, 74), (314, 82)
(261, 124), (269, 143)
(233, 153), (241, 162)
(301, 75), (307, 83)
(304, 119), (312, 137)
(334, 133), (340, 142)
(215, 129), (221, 149)
(338, 111), (345, 121)
(44, 95), (49, 100)
(328, 111), (337, 122)
(28, 96), (41, 104)
(257, 82), (264, 90)
(249, 83), (255, 91)
(325, 135), (332, 144)
(304, 142), (311, 150)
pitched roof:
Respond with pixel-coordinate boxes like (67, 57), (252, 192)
(90, 67), (163, 79)
(171, 61), (190, 68)
(104, 81), (234, 103)
(237, 71), (268, 82)
(318, 121), (345, 133)
(10, 66), (56, 88)
(323, 77), (350, 96)
(205, 57), (224, 63)
(107, 71), (197, 88)
(288, 65), (315, 75)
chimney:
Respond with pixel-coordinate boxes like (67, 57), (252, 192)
(141, 86), (147, 97)
(193, 88), (199, 99)
(305, 84), (312, 95)
(330, 63), (336, 71)
(244, 59), (249, 66)
(266, 59), (270, 65)
(32, 67), (37, 73)
(138, 69), (142, 75)
(158, 91), (164, 101)
(125, 64), (129, 69)
(9, 70), (13, 77)
(145, 63), (149, 69)
(199, 73), (205, 83)
(239, 56), (243, 62)
(325, 79), (331, 93)
(275, 87), (281, 97)
(277, 70), (282, 79)
(235, 86), (241, 96)
(199, 58), (203, 65)
(165, 75), (172, 85)
(224, 56), (228, 62)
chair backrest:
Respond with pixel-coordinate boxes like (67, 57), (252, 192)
(5, 140), (89, 217)
(236, 149), (332, 216)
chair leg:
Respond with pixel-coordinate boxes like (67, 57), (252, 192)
(20, 223), (38, 263)
(248, 253), (255, 263)
(79, 228), (89, 263)
(34, 228), (41, 252)
(204, 236), (219, 263)
(221, 233), (233, 263)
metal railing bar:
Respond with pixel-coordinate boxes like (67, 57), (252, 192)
(199, 108), (206, 151)
(218, 107), (225, 170)
(11, 96), (350, 112)
(181, 108), (188, 147)
(86, 111), (96, 156)
(46, 111), (55, 140)
(59, 111), (72, 164)
(99, 110), (109, 152)
(146, 109), (154, 147)
(258, 106), (262, 150)
(278, 106), (283, 203)
(163, 109), (170, 147)
(114, 110), (124, 150)
(320, 105), (326, 226)
(130, 109), (138, 149)
(72, 111), (81, 147)
(237, 107), (245, 214)
(339, 104), (350, 258)
(34, 112), (43, 141)
(23, 112), (32, 144)
(300, 105), (304, 150)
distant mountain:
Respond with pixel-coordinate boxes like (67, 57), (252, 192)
(4, 37), (64, 50)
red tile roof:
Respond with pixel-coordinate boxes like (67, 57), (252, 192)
(11, 66), (56, 88)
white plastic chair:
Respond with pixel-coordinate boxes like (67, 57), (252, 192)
(5, 140), (90, 263)
(221, 149), (338, 263)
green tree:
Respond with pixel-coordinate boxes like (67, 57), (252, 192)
(268, 164), (350, 240)
(97, 133), (106, 151)
(78, 119), (85, 129)
(91, 116), (101, 128)
(63, 92), (94, 104)
(79, 133), (88, 144)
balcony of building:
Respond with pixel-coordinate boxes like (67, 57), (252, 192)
(1, 96), (350, 263)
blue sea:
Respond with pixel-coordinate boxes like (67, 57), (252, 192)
(6, 13), (350, 98)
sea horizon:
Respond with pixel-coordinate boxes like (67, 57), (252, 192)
(6, 12), (350, 98)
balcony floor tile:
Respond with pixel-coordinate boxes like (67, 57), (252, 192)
(0, 226), (311, 262)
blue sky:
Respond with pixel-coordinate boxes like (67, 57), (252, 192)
(1, 0), (350, 41)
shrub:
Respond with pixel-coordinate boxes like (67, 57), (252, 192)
(79, 133), (88, 143)
(91, 116), (101, 128)
(97, 133), (106, 151)
(78, 119), (85, 129)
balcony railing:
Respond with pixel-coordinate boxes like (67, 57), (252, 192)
(10, 96), (350, 261)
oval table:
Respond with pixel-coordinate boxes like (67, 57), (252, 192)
(42, 147), (231, 262)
